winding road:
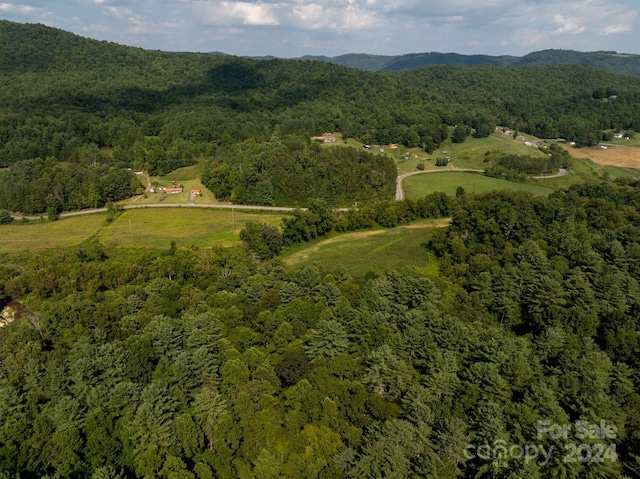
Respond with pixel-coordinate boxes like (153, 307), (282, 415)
(10, 203), (303, 221)
(9, 168), (567, 220)
(395, 167), (567, 201)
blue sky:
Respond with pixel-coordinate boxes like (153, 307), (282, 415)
(1, 0), (639, 57)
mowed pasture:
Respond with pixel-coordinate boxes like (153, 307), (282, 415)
(393, 129), (548, 175)
(0, 215), (108, 254)
(281, 219), (448, 276)
(0, 208), (288, 255)
(403, 171), (555, 199)
(100, 208), (287, 249)
(131, 160), (223, 206)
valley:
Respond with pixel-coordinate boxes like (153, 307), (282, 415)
(0, 20), (639, 479)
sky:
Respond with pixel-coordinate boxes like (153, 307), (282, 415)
(1, 0), (639, 58)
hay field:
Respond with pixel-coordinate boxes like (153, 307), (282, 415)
(563, 145), (640, 169)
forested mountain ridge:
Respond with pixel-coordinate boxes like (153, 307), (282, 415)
(1, 20), (640, 479)
(294, 49), (640, 75)
(2, 20), (640, 213)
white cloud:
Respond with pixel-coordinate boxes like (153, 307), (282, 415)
(2, 0), (639, 57)
(601, 24), (632, 35)
(81, 23), (113, 33)
(553, 23), (587, 35)
(0, 2), (39, 14)
(193, 1), (281, 26)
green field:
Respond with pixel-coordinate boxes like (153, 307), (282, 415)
(0, 215), (109, 255)
(127, 160), (223, 206)
(281, 219), (447, 276)
(100, 208), (286, 249)
(392, 129), (548, 175)
(403, 171), (555, 198)
(0, 208), (288, 255)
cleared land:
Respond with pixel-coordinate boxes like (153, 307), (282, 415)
(392, 129), (548, 175)
(100, 208), (286, 249)
(128, 161), (222, 206)
(563, 145), (640, 169)
(403, 171), (555, 198)
(0, 209), (287, 254)
(281, 219), (448, 276)
(0, 215), (108, 254)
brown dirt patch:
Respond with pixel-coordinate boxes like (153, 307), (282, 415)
(563, 145), (640, 168)
(402, 219), (452, 229)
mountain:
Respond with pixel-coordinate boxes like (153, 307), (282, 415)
(292, 49), (640, 76)
(3, 18), (640, 180)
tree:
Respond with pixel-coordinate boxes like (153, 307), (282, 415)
(239, 221), (283, 260)
(451, 124), (468, 143)
(473, 122), (493, 138)
(0, 210), (12, 224)
(305, 319), (350, 361)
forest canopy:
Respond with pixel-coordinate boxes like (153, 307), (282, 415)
(0, 181), (639, 478)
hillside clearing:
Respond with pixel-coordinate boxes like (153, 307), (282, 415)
(0, 209), (288, 255)
(403, 172), (555, 198)
(563, 145), (640, 169)
(281, 219), (449, 275)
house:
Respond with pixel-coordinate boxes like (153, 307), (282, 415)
(191, 189), (201, 195)
(311, 133), (337, 143)
(614, 133), (624, 139)
(164, 187), (183, 194)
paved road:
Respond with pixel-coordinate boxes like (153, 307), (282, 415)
(10, 167), (567, 220)
(11, 203), (304, 221)
(532, 168), (567, 179)
(395, 167), (567, 200)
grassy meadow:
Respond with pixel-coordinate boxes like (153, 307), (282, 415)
(0, 208), (288, 256)
(100, 208), (286, 249)
(281, 219), (448, 276)
(403, 172), (555, 198)
(391, 129), (549, 175)
(0, 215), (108, 255)
(127, 160), (223, 206)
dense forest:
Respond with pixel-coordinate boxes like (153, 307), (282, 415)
(202, 139), (396, 207)
(1, 182), (639, 478)
(0, 159), (141, 215)
(301, 49), (640, 76)
(1, 18), (640, 479)
(2, 21), (640, 212)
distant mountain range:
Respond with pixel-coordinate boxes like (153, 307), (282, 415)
(244, 50), (640, 76)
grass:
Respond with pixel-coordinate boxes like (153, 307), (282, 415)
(392, 129), (549, 176)
(403, 172), (555, 198)
(99, 208), (287, 249)
(129, 159), (223, 206)
(0, 208), (289, 255)
(562, 144), (640, 170)
(0, 215), (109, 254)
(281, 219), (448, 276)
